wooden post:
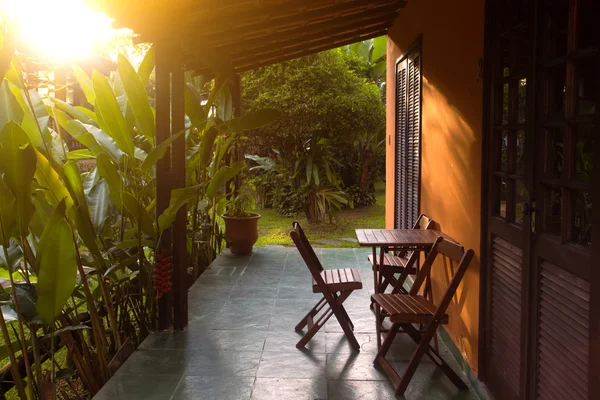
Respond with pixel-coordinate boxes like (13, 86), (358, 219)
(155, 40), (173, 330)
(231, 74), (242, 195)
(171, 50), (188, 330)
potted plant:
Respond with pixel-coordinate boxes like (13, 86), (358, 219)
(222, 183), (261, 255)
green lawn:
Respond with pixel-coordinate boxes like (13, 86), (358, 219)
(255, 183), (386, 248)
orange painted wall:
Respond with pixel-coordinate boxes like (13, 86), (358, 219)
(385, 0), (485, 374)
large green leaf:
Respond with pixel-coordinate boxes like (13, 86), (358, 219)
(55, 109), (122, 162)
(12, 283), (37, 322)
(184, 83), (207, 126)
(228, 108), (281, 133)
(0, 31), (15, 83)
(0, 180), (15, 246)
(35, 200), (77, 324)
(92, 70), (135, 156)
(50, 98), (94, 125)
(96, 153), (122, 209)
(0, 81), (24, 127)
(118, 54), (156, 143)
(67, 149), (95, 160)
(0, 241), (22, 272)
(372, 59), (386, 80)
(371, 36), (387, 63)
(122, 192), (155, 237)
(0, 122), (36, 237)
(71, 65), (95, 104)
(157, 185), (201, 233)
(218, 86), (232, 122)
(206, 162), (245, 199)
(34, 150), (73, 210)
(141, 130), (185, 174)
(138, 45), (155, 86)
(87, 179), (109, 232)
(82, 166), (100, 195)
(200, 125), (219, 168)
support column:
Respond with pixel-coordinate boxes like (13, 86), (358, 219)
(155, 40), (173, 330)
(231, 74), (242, 195)
(171, 52), (188, 330)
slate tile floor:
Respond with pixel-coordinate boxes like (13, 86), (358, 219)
(95, 247), (480, 400)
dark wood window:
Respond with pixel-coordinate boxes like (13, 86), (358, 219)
(395, 41), (422, 229)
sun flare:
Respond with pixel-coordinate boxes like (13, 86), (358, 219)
(0, 0), (116, 62)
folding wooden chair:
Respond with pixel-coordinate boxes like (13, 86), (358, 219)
(371, 237), (474, 395)
(368, 214), (435, 295)
(290, 222), (363, 351)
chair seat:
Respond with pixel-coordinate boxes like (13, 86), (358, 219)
(371, 293), (448, 324)
(368, 254), (418, 274)
(312, 268), (363, 293)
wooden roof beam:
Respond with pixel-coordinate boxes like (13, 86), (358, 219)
(229, 21), (391, 64)
(191, 2), (401, 54)
(233, 29), (389, 73)
(224, 17), (395, 61)
(194, 0), (402, 40)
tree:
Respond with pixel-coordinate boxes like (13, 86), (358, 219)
(241, 47), (385, 220)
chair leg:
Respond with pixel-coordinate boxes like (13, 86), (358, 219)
(394, 322), (440, 396)
(402, 323), (468, 390)
(330, 291), (360, 351)
(295, 297), (326, 332)
(375, 301), (382, 349)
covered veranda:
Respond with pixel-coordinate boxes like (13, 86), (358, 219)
(89, 0), (483, 398)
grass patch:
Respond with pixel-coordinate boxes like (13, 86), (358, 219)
(255, 183), (386, 248)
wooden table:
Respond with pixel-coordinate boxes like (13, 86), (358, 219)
(355, 229), (453, 295)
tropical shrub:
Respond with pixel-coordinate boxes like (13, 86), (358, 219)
(241, 46), (386, 221)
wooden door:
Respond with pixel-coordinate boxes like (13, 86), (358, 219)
(483, 1), (598, 399)
(483, 1), (535, 399)
(529, 0), (596, 399)
(394, 39), (422, 229)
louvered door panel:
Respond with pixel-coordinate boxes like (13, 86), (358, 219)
(395, 63), (407, 229)
(536, 261), (589, 400)
(489, 236), (522, 398)
(406, 52), (421, 229)
(394, 43), (420, 229)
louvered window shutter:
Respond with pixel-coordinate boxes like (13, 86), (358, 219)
(394, 45), (421, 229)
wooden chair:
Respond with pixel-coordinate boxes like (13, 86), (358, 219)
(371, 237), (474, 395)
(368, 214), (435, 295)
(290, 222), (363, 351)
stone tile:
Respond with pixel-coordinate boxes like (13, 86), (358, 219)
(138, 329), (208, 350)
(202, 330), (267, 352)
(325, 332), (378, 354)
(325, 309), (377, 334)
(221, 298), (277, 314)
(171, 376), (255, 400)
(276, 286), (318, 300)
(267, 311), (306, 332)
(115, 349), (194, 375)
(263, 330), (326, 353)
(274, 298), (321, 313)
(230, 285), (280, 300)
(257, 351), (326, 379)
(327, 380), (398, 400)
(94, 373), (181, 400)
(188, 285), (233, 300)
(186, 350), (262, 377)
(326, 353), (389, 381)
(238, 273), (282, 286)
(251, 378), (327, 400)
(211, 311), (271, 331)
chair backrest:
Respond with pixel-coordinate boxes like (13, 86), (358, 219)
(414, 214), (435, 230)
(409, 237), (474, 320)
(290, 222), (329, 291)
(394, 214), (436, 257)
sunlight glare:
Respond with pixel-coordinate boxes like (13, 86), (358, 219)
(0, 0), (115, 61)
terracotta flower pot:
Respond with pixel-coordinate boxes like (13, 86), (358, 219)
(222, 213), (261, 255)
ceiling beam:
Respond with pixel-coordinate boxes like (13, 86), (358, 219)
(186, 2), (400, 55)
(233, 29), (389, 73)
(194, 0), (402, 41)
